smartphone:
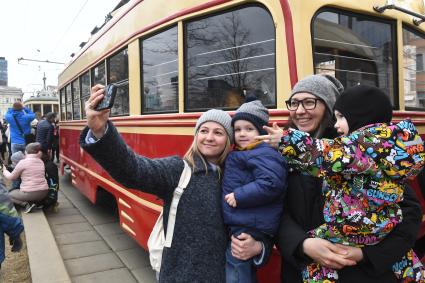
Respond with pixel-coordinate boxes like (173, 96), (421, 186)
(95, 84), (117, 111)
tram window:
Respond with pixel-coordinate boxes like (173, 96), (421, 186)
(312, 10), (396, 107)
(403, 26), (425, 110)
(43, 104), (52, 115)
(33, 104), (41, 118)
(107, 48), (129, 116)
(185, 5), (276, 111)
(65, 84), (72, 120)
(72, 78), (81, 120)
(141, 26), (178, 114)
(53, 104), (59, 114)
(80, 71), (90, 119)
(60, 89), (66, 121)
(91, 62), (106, 86)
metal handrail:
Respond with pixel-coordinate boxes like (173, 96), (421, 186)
(373, 3), (425, 26)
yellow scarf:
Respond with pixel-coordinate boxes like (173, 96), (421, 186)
(235, 141), (263, 151)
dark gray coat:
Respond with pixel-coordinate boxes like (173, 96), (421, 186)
(80, 121), (227, 283)
(36, 119), (54, 152)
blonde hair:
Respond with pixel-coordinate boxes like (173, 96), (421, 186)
(183, 132), (231, 177)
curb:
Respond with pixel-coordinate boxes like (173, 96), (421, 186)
(22, 209), (71, 283)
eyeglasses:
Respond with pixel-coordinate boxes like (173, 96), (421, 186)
(285, 98), (320, 111)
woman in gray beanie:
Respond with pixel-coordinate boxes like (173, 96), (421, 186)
(286, 74), (343, 138)
(258, 75), (422, 283)
(79, 85), (267, 282)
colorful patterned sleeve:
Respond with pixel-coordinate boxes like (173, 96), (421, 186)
(360, 119), (425, 180)
(279, 119), (425, 180)
(278, 128), (378, 178)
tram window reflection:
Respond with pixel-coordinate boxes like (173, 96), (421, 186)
(80, 71), (90, 118)
(107, 48), (129, 116)
(312, 9), (396, 106)
(65, 84), (72, 120)
(72, 78), (81, 120)
(142, 26), (178, 114)
(402, 26), (425, 111)
(185, 5), (276, 111)
(60, 89), (66, 121)
(91, 62), (106, 86)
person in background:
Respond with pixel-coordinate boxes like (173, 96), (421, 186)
(79, 84), (270, 282)
(39, 152), (59, 210)
(3, 142), (48, 213)
(51, 118), (59, 163)
(4, 102), (35, 154)
(5, 123), (12, 165)
(222, 97), (287, 283)
(0, 178), (24, 269)
(0, 121), (7, 161)
(7, 151), (25, 192)
(257, 74), (423, 283)
(36, 112), (56, 155)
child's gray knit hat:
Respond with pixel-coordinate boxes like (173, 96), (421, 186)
(195, 109), (233, 142)
(232, 97), (269, 135)
(11, 151), (25, 165)
(289, 74), (344, 114)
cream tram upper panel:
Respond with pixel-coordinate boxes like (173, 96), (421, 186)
(289, 0), (425, 77)
(59, 0), (243, 87)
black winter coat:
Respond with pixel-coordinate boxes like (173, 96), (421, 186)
(278, 166), (422, 283)
(80, 121), (228, 283)
(36, 119), (54, 152)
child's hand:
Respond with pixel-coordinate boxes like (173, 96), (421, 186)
(225, 193), (237, 207)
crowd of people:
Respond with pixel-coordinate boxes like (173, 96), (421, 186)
(0, 101), (60, 269)
(82, 76), (425, 283)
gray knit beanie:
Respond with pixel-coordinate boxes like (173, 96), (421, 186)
(11, 151), (25, 165)
(289, 74), (344, 114)
(232, 98), (269, 135)
(195, 109), (233, 143)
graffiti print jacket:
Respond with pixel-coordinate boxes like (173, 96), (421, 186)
(278, 119), (425, 247)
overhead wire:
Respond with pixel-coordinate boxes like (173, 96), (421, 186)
(49, 0), (89, 56)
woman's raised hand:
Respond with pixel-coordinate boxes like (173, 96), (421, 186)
(85, 84), (110, 139)
(255, 122), (283, 149)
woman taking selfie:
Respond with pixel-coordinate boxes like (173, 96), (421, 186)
(80, 85), (268, 282)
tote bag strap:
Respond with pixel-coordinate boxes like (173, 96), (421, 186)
(164, 160), (191, 247)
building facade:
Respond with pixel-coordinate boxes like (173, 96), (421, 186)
(0, 86), (23, 119)
(0, 57), (7, 86)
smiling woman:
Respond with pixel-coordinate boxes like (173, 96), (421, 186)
(286, 74), (342, 137)
(195, 121), (229, 165)
(79, 93), (267, 282)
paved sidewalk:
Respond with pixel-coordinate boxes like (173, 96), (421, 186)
(42, 174), (156, 283)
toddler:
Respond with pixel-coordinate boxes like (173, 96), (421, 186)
(222, 98), (287, 283)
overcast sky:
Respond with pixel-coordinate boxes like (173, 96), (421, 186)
(0, 0), (119, 96)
